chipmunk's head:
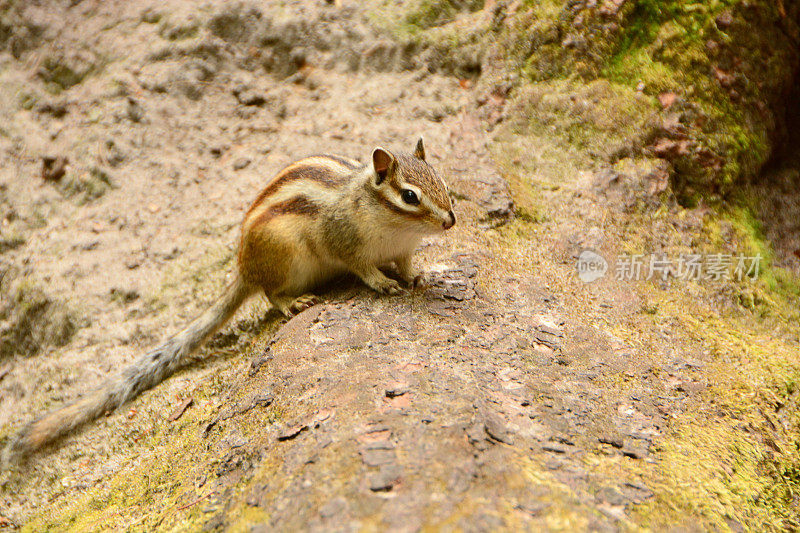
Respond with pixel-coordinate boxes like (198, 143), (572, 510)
(370, 138), (455, 234)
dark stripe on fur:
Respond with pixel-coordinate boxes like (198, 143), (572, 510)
(252, 195), (321, 227)
(247, 163), (348, 217)
(318, 154), (361, 170)
(375, 191), (426, 219)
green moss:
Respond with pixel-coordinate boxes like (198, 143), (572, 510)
(59, 167), (114, 204)
(630, 304), (800, 530)
(722, 205), (800, 310)
(503, 78), (658, 176)
(598, 0), (792, 199)
(22, 355), (284, 531)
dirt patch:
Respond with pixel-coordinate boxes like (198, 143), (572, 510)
(0, 276), (79, 359)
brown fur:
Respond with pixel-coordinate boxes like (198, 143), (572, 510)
(246, 158), (354, 216)
(318, 154), (361, 170)
(375, 192), (427, 219)
(393, 154), (451, 211)
(238, 222), (293, 292)
(251, 196), (321, 227)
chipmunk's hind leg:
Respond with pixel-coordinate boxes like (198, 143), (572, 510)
(269, 293), (319, 317)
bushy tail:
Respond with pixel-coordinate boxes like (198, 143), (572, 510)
(3, 277), (254, 466)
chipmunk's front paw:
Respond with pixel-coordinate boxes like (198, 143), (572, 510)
(288, 294), (319, 316)
(399, 272), (425, 289)
(373, 277), (405, 295)
(273, 294), (319, 318)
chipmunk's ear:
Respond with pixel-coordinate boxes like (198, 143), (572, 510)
(413, 137), (426, 160)
(372, 147), (396, 185)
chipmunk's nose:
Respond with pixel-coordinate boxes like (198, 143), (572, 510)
(443, 210), (456, 230)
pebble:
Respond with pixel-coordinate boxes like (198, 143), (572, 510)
(368, 464), (402, 492)
(233, 157), (251, 170)
(384, 382), (409, 398)
(542, 442), (570, 454)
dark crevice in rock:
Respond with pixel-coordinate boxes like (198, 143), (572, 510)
(751, 60), (800, 274)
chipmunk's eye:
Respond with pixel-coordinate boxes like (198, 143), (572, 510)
(401, 189), (420, 205)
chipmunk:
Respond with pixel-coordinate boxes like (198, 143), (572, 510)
(3, 138), (455, 464)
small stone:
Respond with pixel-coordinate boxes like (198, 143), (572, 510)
(368, 464), (402, 492)
(658, 92), (677, 109)
(621, 481), (653, 502)
(676, 380), (706, 393)
(596, 486), (627, 506)
(36, 100), (68, 118)
(384, 382), (409, 398)
(712, 66), (736, 88)
(534, 325), (563, 350)
(652, 138), (690, 158)
(126, 97), (144, 122)
(484, 415), (512, 444)
(76, 240), (100, 251)
(209, 144), (229, 158)
(427, 300), (456, 317)
(110, 287), (139, 304)
(167, 397), (194, 422)
(622, 443), (649, 459)
(278, 423), (308, 441)
(599, 434), (624, 448)
(715, 11), (733, 29)
(233, 157), (251, 171)
(466, 422), (489, 450)
(237, 90), (266, 106)
(542, 442), (569, 454)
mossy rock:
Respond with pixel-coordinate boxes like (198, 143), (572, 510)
(506, 78), (659, 161)
(384, 0), (800, 202)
